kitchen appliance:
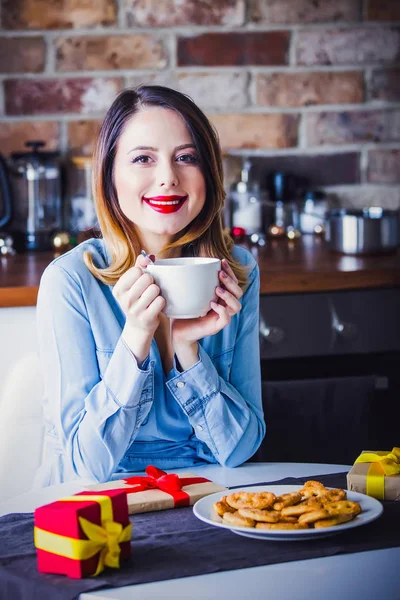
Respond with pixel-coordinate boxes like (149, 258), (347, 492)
(267, 172), (306, 231)
(254, 287), (400, 465)
(298, 190), (329, 235)
(0, 141), (63, 251)
(325, 207), (399, 255)
(0, 155), (12, 230)
(66, 155), (98, 234)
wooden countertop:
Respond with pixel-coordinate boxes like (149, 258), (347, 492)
(1, 236), (400, 308)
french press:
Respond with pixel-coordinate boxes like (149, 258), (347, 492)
(0, 141), (63, 251)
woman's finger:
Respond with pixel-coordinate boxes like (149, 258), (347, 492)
(210, 301), (231, 327)
(113, 266), (143, 298)
(134, 283), (161, 312)
(135, 253), (154, 269)
(219, 269), (243, 299)
(215, 286), (242, 316)
(144, 294), (165, 321)
(114, 253), (155, 298)
(124, 272), (155, 309)
(221, 258), (239, 284)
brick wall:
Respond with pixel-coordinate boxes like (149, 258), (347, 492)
(0, 0), (399, 208)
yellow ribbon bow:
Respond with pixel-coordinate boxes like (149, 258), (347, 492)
(354, 447), (400, 500)
(78, 517), (132, 576)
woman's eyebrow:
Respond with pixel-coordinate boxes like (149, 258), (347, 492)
(128, 145), (157, 154)
(175, 143), (196, 151)
(127, 143), (196, 155)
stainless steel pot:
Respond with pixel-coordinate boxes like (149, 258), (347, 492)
(325, 207), (399, 255)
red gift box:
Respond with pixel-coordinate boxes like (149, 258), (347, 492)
(34, 489), (132, 579)
(85, 465), (227, 514)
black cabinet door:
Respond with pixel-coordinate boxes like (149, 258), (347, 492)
(252, 375), (379, 465)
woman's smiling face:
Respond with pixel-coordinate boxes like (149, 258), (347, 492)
(113, 106), (206, 251)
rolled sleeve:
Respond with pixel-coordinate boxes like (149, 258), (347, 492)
(166, 345), (219, 416)
(102, 338), (155, 409)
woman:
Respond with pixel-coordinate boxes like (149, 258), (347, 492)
(34, 85), (265, 486)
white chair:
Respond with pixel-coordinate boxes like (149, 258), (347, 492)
(0, 351), (44, 502)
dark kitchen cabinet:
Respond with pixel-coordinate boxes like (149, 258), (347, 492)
(255, 376), (374, 465)
(253, 288), (400, 465)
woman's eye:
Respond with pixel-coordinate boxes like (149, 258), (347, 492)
(176, 154), (199, 164)
(131, 155), (152, 164)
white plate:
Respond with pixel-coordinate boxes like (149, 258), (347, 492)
(193, 485), (384, 541)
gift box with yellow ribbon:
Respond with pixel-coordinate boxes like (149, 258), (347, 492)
(347, 447), (400, 501)
(34, 489), (132, 578)
(84, 465), (227, 514)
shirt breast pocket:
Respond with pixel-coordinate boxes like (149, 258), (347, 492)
(211, 348), (234, 382)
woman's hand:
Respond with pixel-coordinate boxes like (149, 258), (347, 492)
(113, 253), (165, 365)
(171, 259), (243, 368)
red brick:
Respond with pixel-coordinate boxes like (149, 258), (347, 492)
(126, 0), (245, 27)
(369, 69), (400, 102)
(210, 114), (299, 150)
(368, 150), (400, 184)
(4, 78), (123, 115)
(178, 32), (289, 67)
(297, 27), (400, 66)
(257, 72), (364, 107)
(366, 0), (400, 21)
(249, 0), (361, 24)
(307, 109), (400, 145)
(0, 121), (60, 155)
(3, 0), (117, 29)
(67, 120), (102, 156)
(56, 35), (167, 71)
(0, 37), (45, 74)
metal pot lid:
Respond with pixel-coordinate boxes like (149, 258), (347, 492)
(11, 140), (60, 163)
(10, 140), (61, 180)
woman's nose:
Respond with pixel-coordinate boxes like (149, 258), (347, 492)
(157, 162), (179, 187)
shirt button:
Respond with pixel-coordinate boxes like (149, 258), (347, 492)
(197, 424), (204, 431)
(177, 381), (185, 389)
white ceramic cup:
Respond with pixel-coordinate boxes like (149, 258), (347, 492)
(146, 257), (221, 319)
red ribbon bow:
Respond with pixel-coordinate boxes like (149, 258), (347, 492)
(123, 465), (210, 507)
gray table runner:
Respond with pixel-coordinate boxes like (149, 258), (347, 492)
(0, 473), (399, 600)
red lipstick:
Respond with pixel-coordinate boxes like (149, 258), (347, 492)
(143, 195), (187, 214)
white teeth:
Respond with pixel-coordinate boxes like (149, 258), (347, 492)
(148, 199), (181, 205)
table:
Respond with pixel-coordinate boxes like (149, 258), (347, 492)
(1, 462), (399, 600)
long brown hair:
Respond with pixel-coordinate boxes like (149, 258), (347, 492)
(84, 85), (248, 288)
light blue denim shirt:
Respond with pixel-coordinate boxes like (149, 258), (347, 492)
(34, 238), (265, 486)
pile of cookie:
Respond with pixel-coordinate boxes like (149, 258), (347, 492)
(213, 480), (362, 530)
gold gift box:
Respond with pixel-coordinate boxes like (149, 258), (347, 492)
(347, 448), (400, 501)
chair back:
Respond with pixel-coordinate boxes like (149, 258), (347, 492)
(0, 351), (44, 502)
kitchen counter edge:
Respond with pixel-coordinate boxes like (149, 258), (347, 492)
(2, 244), (400, 308)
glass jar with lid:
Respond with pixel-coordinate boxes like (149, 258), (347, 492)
(228, 159), (264, 235)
